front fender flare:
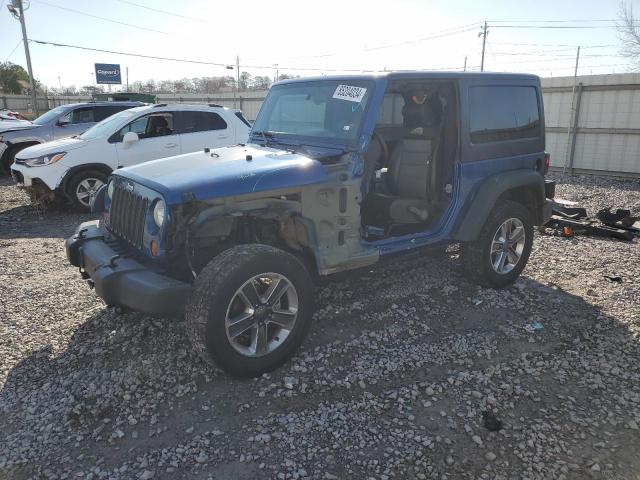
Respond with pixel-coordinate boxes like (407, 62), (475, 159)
(452, 170), (545, 242)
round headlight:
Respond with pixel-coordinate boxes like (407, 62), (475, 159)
(153, 199), (166, 227)
(107, 181), (114, 200)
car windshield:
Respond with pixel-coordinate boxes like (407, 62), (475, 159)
(79, 109), (139, 140)
(32, 106), (69, 125)
(251, 80), (373, 145)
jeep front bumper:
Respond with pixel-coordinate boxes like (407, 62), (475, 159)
(65, 220), (191, 316)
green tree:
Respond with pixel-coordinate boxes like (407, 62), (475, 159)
(239, 71), (252, 90)
(0, 61), (30, 94)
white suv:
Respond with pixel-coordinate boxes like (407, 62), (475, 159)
(11, 104), (251, 211)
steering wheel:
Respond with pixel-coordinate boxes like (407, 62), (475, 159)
(371, 131), (389, 169)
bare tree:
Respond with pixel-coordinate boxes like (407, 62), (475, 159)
(618, 1), (640, 69)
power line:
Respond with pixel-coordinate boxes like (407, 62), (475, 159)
(29, 38), (366, 73)
(31, 0), (179, 37)
(484, 55), (629, 65)
(488, 19), (621, 23)
(489, 47), (584, 55)
(245, 22), (481, 62)
(5, 39), (23, 62)
(114, 0), (208, 23)
(30, 39), (231, 68)
(491, 24), (622, 29)
(362, 23), (480, 52)
(489, 50), (627, 58)
(490, 42), (617, 48)
(28, 38), (634, 79)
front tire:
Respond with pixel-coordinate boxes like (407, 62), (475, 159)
(186, 244), (315, 377)
(66, 169), (108, 212)
(2, 143), (32, 174)
(462, 200), (533, 288)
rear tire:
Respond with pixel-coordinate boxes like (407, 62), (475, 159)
(186, 244), (315, 377)
(462, 200), (533, 288)
(66, 169), (108, 212)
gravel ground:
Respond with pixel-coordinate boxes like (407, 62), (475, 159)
(1, 174), (639, 480)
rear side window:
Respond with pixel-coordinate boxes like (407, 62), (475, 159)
(181, 111), (227, 133)
(94, 105), (131, 122)
(469, 86), (540, 144)
(60, 107), (95, 124)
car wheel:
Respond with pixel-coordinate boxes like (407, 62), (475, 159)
(1, 143), (31, 174)
(462, 200), (533, 288)
(186, 244), (315, 377)
(66, 169), (108, 212)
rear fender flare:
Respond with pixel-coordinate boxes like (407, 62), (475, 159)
(452, 170), (545, 242)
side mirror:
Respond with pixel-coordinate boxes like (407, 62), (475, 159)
(57, 119), (70, 127)
(122, 131), (139, 146)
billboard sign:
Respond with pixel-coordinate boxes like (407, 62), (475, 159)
(95, 63), (122, 84)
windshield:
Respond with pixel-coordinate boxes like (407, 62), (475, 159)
(79, 109), (139, 140)
(32, 106), (69, 125)
(252, 80), (373, 145)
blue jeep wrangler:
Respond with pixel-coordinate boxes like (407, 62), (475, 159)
(66, 72), (553, 377)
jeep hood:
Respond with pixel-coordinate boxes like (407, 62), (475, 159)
(117, 144), (329, 204)
(14, 136), (88, 159)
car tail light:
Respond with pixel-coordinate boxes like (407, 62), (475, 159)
(544, 152), (551, 175)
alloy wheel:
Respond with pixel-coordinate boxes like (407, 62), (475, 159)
(490, 217), (526, 274)
(225, 273), (299, 357)
(75, 177), (105, 207)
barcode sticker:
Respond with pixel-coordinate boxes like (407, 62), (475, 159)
(333, 84), (367, 103)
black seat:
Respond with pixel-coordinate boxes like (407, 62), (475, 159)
(362, 139), (431, 225)
(362, 93), (444, 226)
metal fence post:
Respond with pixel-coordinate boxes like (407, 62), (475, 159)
(239, 96), (244, 112)
(568, 82), (584, 175)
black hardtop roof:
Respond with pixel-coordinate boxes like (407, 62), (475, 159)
(276, 71), (540, 85)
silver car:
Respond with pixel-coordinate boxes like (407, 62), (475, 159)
(0, 101), (143, 173)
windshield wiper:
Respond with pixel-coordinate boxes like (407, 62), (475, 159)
(252, 130), (275, 145)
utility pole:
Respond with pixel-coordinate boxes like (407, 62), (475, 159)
(479, 21), (488, 72)
(126, 66), (129, 91)
(8, 0), (38, 114)
(563, 46), (581, 175)
(463, 56), (467, 72)
(58, 76), (63, 91)
(236, 55), (240, 109)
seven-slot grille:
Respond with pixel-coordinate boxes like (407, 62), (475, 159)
(109, 182), (149, 249)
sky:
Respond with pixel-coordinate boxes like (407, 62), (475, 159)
(0, 0), (638, 91)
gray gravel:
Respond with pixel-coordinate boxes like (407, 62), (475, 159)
(1, 174), (639, 480)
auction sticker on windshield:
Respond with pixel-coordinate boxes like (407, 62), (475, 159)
(333, 85), (367, 103)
